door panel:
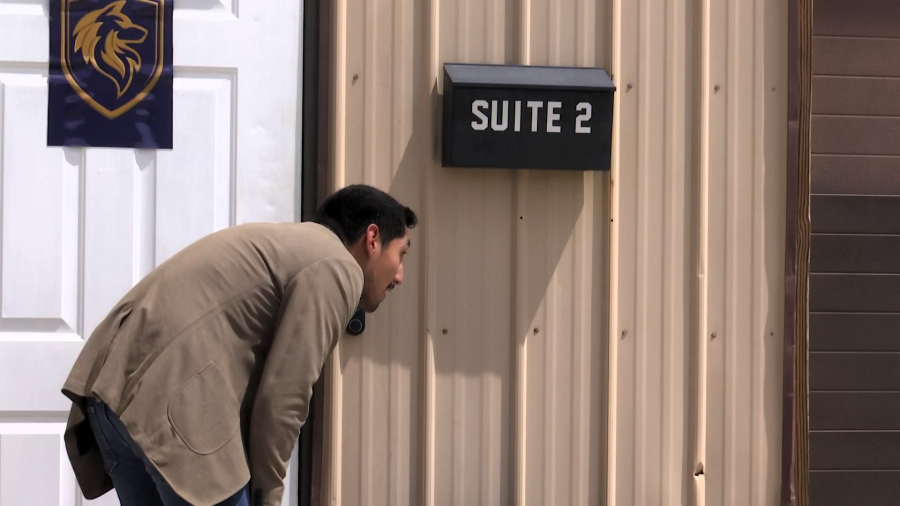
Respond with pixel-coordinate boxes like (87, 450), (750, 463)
(0, 1), (304, 505)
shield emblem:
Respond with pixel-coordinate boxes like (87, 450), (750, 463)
(60, 0), (166, 120)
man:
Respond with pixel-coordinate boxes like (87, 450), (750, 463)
(61, 184), (417, 506)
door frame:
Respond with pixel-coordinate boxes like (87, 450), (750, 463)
(297, 0), (333, 504)
(781, 0), (812, 504)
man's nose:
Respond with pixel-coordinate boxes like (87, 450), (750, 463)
(394, 264), (404, 286)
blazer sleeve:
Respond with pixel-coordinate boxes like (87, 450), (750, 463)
(248, 256), (362, 506)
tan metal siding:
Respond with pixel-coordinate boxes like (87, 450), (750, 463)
(322, 0), (788, 504)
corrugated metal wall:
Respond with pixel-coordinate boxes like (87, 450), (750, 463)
(320, 0), (788, 503)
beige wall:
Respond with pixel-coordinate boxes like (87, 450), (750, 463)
(320, 0), (788, 503)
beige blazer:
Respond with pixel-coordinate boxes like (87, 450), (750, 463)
(61, 222), (363, 506)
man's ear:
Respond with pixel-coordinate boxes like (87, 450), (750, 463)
(366, 224), (380, 256)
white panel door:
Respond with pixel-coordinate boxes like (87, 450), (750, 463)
(0, 0), (304, 505)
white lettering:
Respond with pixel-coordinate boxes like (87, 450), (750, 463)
(576, 102), (592, 133)
(472, 99), (591, 135)
(471, 100), (489, 130)
(527, 101), (543, 132)
(491, 100), (509, 131)
(547, 101), (562, 133)
(514, 101), (522, 132)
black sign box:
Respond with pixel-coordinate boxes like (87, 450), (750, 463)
(441, 63), (616, 171)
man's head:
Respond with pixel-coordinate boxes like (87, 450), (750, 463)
(313, 185), (418, 313)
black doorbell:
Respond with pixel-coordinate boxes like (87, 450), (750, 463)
(346, 307), (365, 336)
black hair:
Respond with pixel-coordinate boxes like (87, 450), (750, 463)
(313, 184), (418, 246)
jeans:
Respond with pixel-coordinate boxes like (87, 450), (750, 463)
(85, 397), (250, 506)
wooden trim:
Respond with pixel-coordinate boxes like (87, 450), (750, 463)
(310, 0), (332, 504)
(782, 0), (812, 503)
(298, 0), (332, 503)
(315, 0), (332, 212)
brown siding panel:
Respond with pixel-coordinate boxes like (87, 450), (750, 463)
(810, 352), (900, 391)
(810, 471), (900, 506)
(811, 196), (900, 234)
(811, 313), (900, 351)
(810, 0), (900, 498)
(811, 393), (900, 430)
(810, 274), (900, 312)
(814, 0), (900, 38)
(812, 116), (900, 156)
(810, 432), (900, 470)
(813, 37), (900, 77)
(811, 235), (900, 273)
(812, 77), (900, 116)
(812, 155), (900, 195)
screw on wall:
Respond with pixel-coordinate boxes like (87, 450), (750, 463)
(352, 74), (359, 85)
(711, 332), (717, 340)
(626, 83), (633, 91)
(714, 85), (720, 94)
(442, 329), (448, 335)
(621, 330), (628, 339)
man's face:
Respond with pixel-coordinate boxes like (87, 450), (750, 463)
(359, 226), (410, 313)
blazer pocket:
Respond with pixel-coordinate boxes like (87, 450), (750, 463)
(168, 361), (240, 455)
